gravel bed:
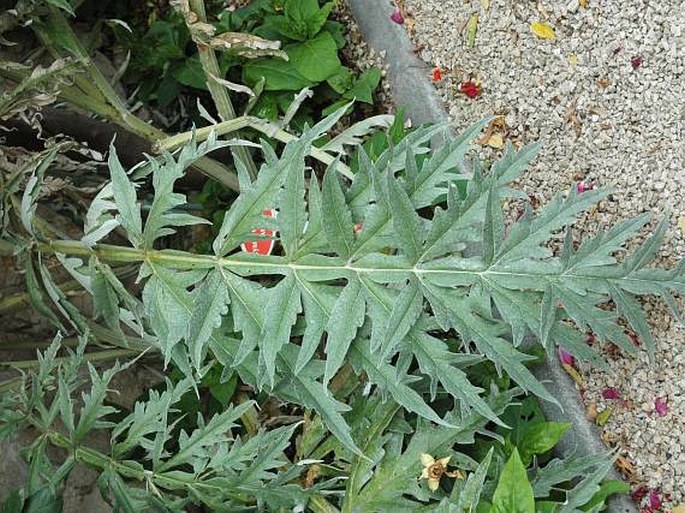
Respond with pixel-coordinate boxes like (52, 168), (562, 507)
(403, 0), (684, 506)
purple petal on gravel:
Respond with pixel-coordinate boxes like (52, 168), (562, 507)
(602, 387), (621, 400)
(654, 397), (668, 417)
(390, 7), (404, 24)
(648, 489), (663, 509)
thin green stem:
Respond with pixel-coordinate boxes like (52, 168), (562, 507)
(158, 116), (354, 179)
(27, 8), (240, 192)
(234, 391), (259, 437)
(0, 336), (81, 351)
(0, 239), (13, 255)
(0, 348), (138, 369)
(0, 377), (23, 394)
(37, 239), (664, 294)
(309, 495), (341, 513)
(38, 421), (323, 504)
(188, 0), (258, 182)
(1, 279), (79, 313)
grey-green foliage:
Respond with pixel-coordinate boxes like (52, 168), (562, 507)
(24, 107), (685, 458)
(0, 335), (304, 512)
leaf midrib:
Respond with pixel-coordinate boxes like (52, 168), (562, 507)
(50, 241), (673, 291)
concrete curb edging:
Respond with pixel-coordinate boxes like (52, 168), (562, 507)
(346, 1), (638, 511)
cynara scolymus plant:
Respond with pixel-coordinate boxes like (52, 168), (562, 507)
(10, 105), (685, 451)
(2, 105), (682, 510)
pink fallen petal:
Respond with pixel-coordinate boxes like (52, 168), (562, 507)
(654, 397), (668, 417)
(576, 181), (595, 194)
(390, 7), (404, 24)
(558, 346), (575, 367)
(648, 489), (662, 509)
(601, 387), (621, 400)
(631, 55), (642, 70)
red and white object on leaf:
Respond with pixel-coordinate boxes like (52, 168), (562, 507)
(241, 209), (277, 256)
(240, 211), (363, 256)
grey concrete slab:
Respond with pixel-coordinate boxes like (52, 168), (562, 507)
(347, 0), (450, 128)
(346, 1), (638, 511)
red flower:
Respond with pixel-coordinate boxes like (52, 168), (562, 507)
(602, 387), (621, 400)
(460, 80), (480, 98)
(432, 67), (442, 82)
(631, 55), (642, 70)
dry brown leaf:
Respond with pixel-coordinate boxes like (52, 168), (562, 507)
(605, 342), (621, 359)
(597, 77), (612, 88)
(404, 13), (416, 37)
(302, 464), (321, 488)
(476, 117), (507, 149)
(615, 456), (637, 481)
(564, 98), (582, 137)
(579, 0), (589, 8)
(600, 431), (619, 445)
(486, 133), (504, 149)
(531, 22), (555, 40)
(585, 402), (598, 421)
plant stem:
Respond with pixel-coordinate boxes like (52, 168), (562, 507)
(0, 336), (81, 351)
(41, 422), (314, 502)
(308, 495), (341, 513)
(0, 239), (13, 255)
(0, 377), (22, 394)
(188, 0), (258, 182)
(1, 278), (78, 313)
(234, 390), (260, 437)
(0, 348), (139, 369)
(158, 116), (354, 179)
(26, 8), (240, 192)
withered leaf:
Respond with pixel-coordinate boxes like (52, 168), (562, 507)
(531, 22), (556, 40)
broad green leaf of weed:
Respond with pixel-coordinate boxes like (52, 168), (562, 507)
(491, 448), (535, 513)
(287, 32), (341, 82)
(518, 422), (571, 466)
